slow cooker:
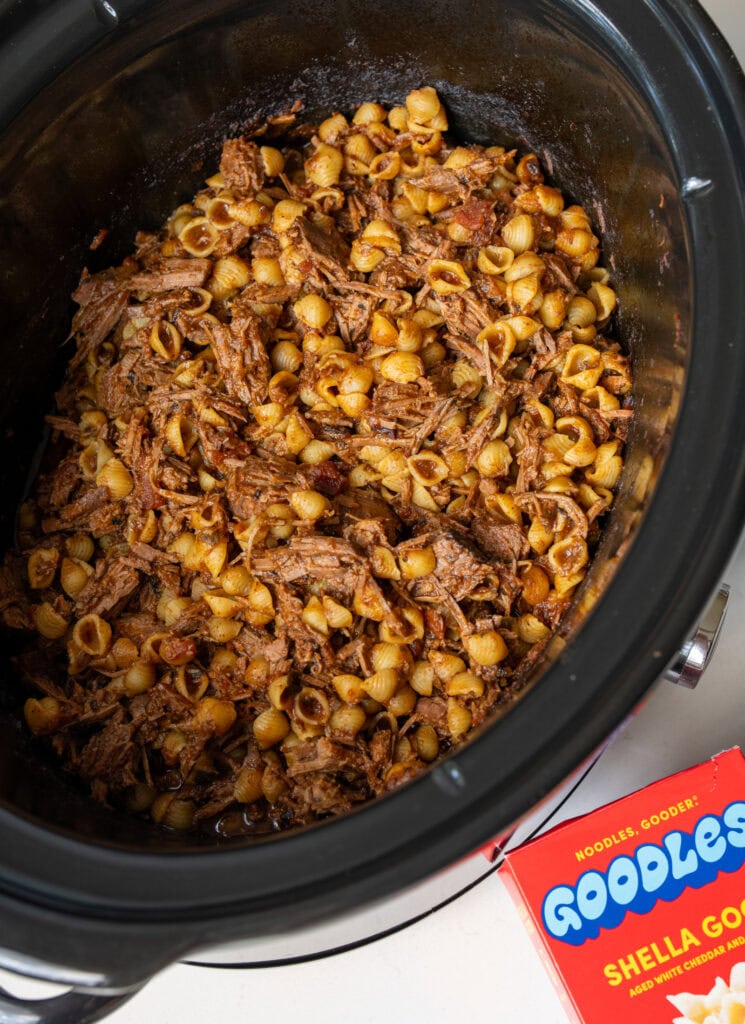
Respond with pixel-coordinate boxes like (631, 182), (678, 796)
(1, 1), (745, 1021)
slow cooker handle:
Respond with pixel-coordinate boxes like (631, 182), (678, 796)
(0, 982), (138, 1024)
(0, 889), (196, 1024)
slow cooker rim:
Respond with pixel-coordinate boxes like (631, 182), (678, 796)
(1, 0), (744, 932)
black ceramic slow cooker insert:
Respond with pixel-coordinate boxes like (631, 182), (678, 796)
(1, 1), (745, 1021)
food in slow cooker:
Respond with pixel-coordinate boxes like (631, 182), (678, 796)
(0, 88), (631, 834)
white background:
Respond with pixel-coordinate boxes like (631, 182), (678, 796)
(35, 2), (745, 1021)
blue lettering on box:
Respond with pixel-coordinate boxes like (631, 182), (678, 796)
(540, 802), (745, 945)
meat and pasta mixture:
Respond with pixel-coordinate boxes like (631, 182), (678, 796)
(0, 88), (632, 834)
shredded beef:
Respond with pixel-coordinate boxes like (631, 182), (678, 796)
(423, 531), (493, 601)
(75, 558), (141, 616)
(47, 454), (81, 508)
(337, 490), (402, 543)
(70, 291), (129, 369)
(129, 259), (212, 292)
(55, 486), (110, 526)
(78, 719), (137, 790)
(287, 774), (360, 818)
(219, 137), (265, 192)
(470, 515), (529, 562)
(284, 737), (367, 777)
(289, 216), (351, 278)
(206, 310), (271, 408)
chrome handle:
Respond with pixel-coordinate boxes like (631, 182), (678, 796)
(0, 982), (136, 1024)
(664, 584), (730, 688)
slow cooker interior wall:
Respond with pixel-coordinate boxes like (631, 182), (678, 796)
(0, 0), (687, 846)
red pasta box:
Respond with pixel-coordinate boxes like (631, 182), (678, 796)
(502, 747), (745, 1024)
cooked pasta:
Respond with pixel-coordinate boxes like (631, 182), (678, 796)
(0, 87), (631, 834)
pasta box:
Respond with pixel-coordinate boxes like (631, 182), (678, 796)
(502, 747), (745, 1024)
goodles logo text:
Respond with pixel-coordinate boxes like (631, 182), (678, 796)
(541, 802), (745, 946)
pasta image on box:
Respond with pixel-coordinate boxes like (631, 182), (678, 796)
(502, 747), (745, 1024)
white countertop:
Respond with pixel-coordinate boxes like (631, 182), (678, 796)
(99, 2), (745, 1021)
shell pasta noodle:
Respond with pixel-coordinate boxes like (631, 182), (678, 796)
(0, 87), (631, 834)
(669, 963), (745, 1024)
